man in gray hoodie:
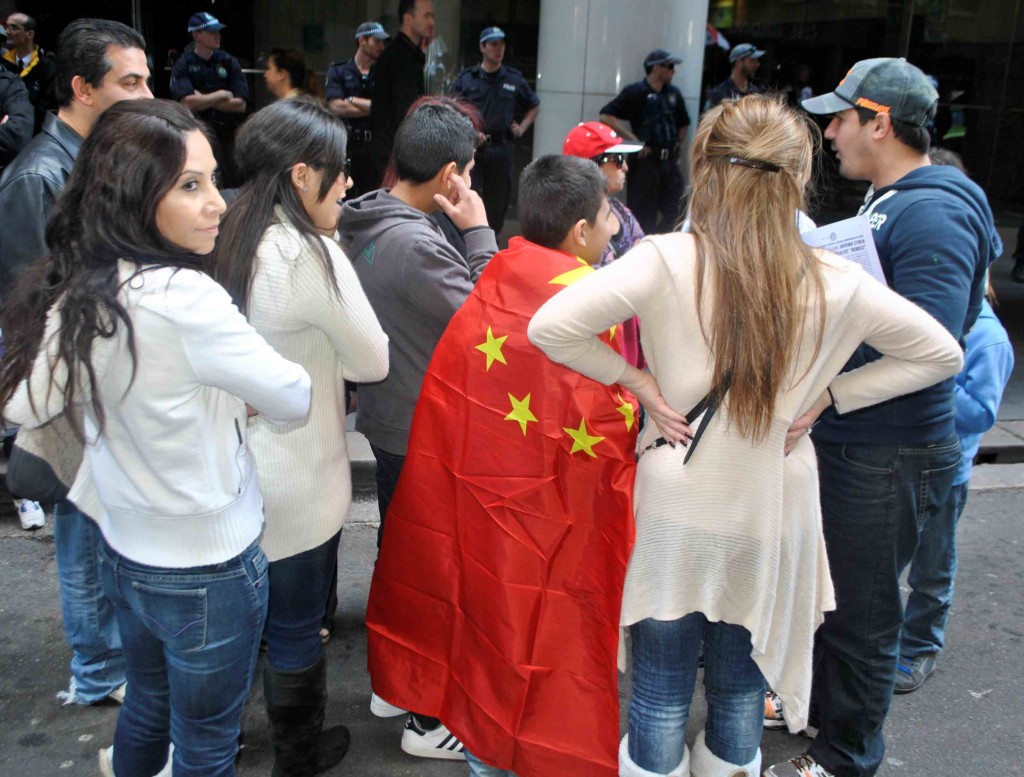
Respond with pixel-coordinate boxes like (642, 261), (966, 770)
(338, 100), (495, 759)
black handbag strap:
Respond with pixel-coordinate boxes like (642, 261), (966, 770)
(638, 373), (731, 464)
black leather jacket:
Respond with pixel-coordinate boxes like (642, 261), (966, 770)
(0, 111), (82, 295)
(0, 70), (33, 167)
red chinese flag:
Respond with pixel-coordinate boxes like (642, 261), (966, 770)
(366, 237), (638, 776)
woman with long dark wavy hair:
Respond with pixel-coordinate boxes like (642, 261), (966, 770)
(209, 96), (388, 776)
(0, 99), (311, 777)
(264, 48), (323, 101)
(529, 95), (963, 777)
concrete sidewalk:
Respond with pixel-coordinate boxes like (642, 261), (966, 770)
(1, 480), (1022, 776)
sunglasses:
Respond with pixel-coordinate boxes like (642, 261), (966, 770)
(343, 158), (351, 179)
(594, 153), (626, 169)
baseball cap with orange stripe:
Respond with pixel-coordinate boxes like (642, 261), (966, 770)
(801, 57), (938, 127)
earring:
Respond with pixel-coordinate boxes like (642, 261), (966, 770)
(302, 186), (308, 193)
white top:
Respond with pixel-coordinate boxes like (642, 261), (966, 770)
(6, 262), (312, 568)
(245, 215), (389, 561)
(528, 234), (963, 731)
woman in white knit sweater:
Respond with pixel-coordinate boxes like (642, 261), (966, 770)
(210, 96), (388, 776)
(529, 96), (963, 777)
(1, 100), (312, 776)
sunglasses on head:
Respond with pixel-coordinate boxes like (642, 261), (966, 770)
(594, 153), (626, 169)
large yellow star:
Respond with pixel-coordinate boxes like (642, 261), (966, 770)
(616, 393), (635, 431)
(548, 257), (594, 287)
(505, 393), (538, 436)
(548, 260), (617, 341)
(563, 417), (605, 458)
(475, 326), (508, 371)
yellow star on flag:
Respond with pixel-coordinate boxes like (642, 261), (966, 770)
(548, 260), (616, 340)
(505, 393), (538, 436)
(475, 326), (508, 371)
(548, 258), (594, 287)
(616, 393), (635, 431)
(563, 417), (605, 458)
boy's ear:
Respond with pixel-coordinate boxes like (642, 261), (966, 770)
(438, 161), (459, 190)
(572, 218), (589, 248)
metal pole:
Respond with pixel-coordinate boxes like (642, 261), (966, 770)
(898, 0), (915, 58)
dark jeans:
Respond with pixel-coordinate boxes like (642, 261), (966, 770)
(625, 152), (685, 234)
(901, 480), (970, 658)
(471, 141), (514, 235)
(265, 531), (342, 671)
(371, 444), (405, 550)
(809, 435), (960, 777)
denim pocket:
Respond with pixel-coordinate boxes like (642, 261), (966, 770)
(132, 581), (207, 652)
(840, 444), (898, 475)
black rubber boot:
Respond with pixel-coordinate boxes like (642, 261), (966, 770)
(264, 655), (351, 777)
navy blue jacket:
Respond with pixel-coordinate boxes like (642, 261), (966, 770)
(814, 165), (1002, 446)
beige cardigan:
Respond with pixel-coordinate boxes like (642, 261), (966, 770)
(247, 215), (388, 561)
(528, 233), (962, 731)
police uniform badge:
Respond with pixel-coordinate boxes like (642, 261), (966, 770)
(217, 65), (228, 79)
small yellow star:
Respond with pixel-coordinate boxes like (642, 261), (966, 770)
(505, 393), (538, 436)
(475, 326), (508, 371)
(616, 393), (635, 431)
(563, 417), (605, 458)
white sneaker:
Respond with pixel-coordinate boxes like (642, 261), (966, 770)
(764, 754), (836, 777)
(99, 744), (174, 777)
(15, 498), (45, 530)
(400, 715), (466, 761)
(370, 691), (407, 717)
(107, 682), (127, 704)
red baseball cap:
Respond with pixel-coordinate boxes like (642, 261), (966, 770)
(563, 122), (644, 159)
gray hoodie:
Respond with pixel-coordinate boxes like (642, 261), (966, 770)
(339, 190), (497, 455)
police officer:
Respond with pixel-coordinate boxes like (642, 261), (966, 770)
(705, 43), (765, 109)
(326, 21), (388, 198)
(599, 49), (691, 234)
(450, 26), (539, 235)
(170, 12), (248, 187)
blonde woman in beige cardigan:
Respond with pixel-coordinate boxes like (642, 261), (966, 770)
(210, 97), (388, 776)
(529, 96), (962, 777)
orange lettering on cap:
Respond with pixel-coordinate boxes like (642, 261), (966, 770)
(855, 97), (891, 114)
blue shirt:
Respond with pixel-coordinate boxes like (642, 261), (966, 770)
(450, 65), (538, 134)
(325, 58), (373, 131)
(170, 47), (249, 111)
(600, 79), (690, 149)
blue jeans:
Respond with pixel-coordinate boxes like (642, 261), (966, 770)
(99, 539), (269, 777)
(628, 613), (765, 773)
(901, 480), (970, 657)
(54, 503), (125, 703)
(371, 444), (405, 550)
(465, 750), (519, 776)
(265, 530), (342, 671)
(809, 435), (960, 777)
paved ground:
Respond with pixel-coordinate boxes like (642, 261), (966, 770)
(1, 482), (1021, 776)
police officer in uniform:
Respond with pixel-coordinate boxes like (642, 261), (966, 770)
(450, 27), (539, 235)
(599, 49), (690, 234)
(170, 12), (248, 187)
(326, 21), (389, 198)
(705, 43), (765, 109)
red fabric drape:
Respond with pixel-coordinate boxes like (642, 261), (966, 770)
(366, 237), (637, 776)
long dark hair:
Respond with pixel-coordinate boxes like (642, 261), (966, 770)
(210, 96), (347, 313)
(268, 48), (323, 99)
(0, 99), (213, 433)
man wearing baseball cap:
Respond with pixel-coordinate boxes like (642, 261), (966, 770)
(563, 121), (646, 371)
(170, 11), (248, 186)
(450, 26), (540, 235)
(765, 57), (1002, 777)
(704, 42), (765, 109)
(326, 21), (389, 197)
(599, 49), (690, 234)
